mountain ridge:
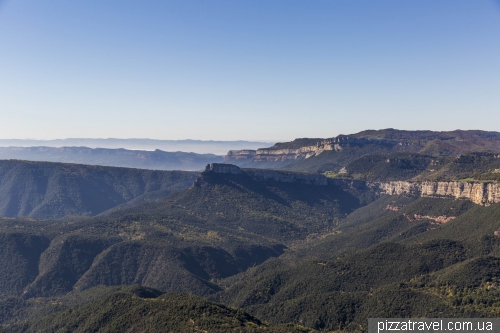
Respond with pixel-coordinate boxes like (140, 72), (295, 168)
(226, 129), (500, 172)
(0, 160), (198, 219)
(0, 146), (223, 171)
(0, 139), (275, 155)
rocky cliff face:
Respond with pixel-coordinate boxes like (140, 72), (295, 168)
(204, 164), (500, 205)
(225, 130), (500, 170)
(226, 150), (256, 162)
(378, 181), (500, 205)
(225, 136), (400, 165)
(378, 181), (421, 196)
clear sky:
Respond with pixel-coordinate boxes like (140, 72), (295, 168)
(0, 1), (499, 141)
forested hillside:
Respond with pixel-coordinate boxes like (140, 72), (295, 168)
(335, 152), (500, 182)
(0, 165), (370, 304)
(1, 156), (500, 332)
(215, 199), (500, 331)
(0, 160), (197, 218)
(3, 286), (315, 333)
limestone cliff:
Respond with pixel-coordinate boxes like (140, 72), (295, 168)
(225, 136), (400, 165)
(224, 129), (500, 171)
(225, 150), (256, 162)
(378, 181), (500, 205)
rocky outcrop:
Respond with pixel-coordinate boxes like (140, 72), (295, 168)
(204, 163), (242, 174)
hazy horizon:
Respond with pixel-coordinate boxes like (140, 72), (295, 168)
(0, 138), (277, 155)
(0, 138), (276, 143)
(0, 127), (499, 143)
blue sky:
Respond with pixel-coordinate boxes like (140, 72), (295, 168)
(0, 1), (499, 141)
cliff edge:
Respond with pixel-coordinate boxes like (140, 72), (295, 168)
(203, 164), (500, 206)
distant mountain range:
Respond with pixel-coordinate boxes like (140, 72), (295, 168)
(0, 138), (275, 155)
(0, 146), (223, 171)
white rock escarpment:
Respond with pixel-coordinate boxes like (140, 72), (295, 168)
(379, 181), (500, 205)
(378, 181), (421, 196)
(225, 136), (404, 163)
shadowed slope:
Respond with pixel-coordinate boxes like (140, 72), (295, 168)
(0, 160), (197, 218)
